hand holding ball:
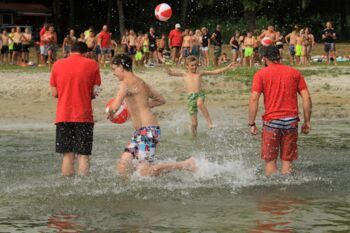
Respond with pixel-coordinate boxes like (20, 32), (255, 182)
(261, 37), (273, 46)
(105, 99), (129, 124)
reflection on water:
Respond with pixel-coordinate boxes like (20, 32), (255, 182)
(0, 113), (350, 232)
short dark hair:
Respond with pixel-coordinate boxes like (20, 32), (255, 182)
(259, 45), (281, 61)
(112, 54), (133, 71)
(71, 42), (88, 54)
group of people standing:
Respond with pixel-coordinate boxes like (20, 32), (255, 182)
(0, 26), (32, 65)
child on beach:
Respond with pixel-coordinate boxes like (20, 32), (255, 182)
(157, 34), (166, 64)
(167, 56), (236, 137)
(295, 31), (303, 65)
(106, 54), (197, 176)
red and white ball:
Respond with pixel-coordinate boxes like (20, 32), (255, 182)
(105, 99), (129, 124)
(261, 37), (273, 46)
(155, 3), (172, 22)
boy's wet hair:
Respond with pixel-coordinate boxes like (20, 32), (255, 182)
(71, 42), (88, 54)
(185, 56), (198, 65)
(259, 45), (281, 61)
(112, 54), (133, 71)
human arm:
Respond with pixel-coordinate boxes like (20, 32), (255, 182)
(51, 86), (58, 98)
(167, 67), (185, 77)
(299, 89), (312, 134)
(285, 33), (290, 44)
(106, 82), (128, 119)
(148, 85), (166, 108)
(248, 91), (261, 135)
(201, 62), (237, 75)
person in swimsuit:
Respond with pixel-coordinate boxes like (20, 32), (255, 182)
(285, 25), (299, 65)
(229, 31), (240, 63)
(243, 31), (255, 67)
(127, 29), (137, 64)
(156, 34), (166, 64)
(201, 27), (210, 67)
(1, 30), (10, 64)
(13, 26), (23, 65)
(21, 27), (32, 63)
(167, 56), (236, 138)
(107, 54), (197, 176)
(142, 33), (150, 65)
(303, 27), (315, 65)
(62, 29), (76, 58)
(191, 29), (201, 60)
(322, 21), (337, 65)
(178, 29), (192, 65)
(295, 31), (303, 65)
(85, 31), (97, 59)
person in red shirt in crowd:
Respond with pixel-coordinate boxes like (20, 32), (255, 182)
(39, 23), (48, 66)
(50, 42), (102, 176)
(98, 25), (112, 66)
(168, 23), (183, 64)
(248, 45), (312, 176)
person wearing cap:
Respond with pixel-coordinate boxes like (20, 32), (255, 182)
(168, 24), (183, 64)
(248, 45), (312, 176)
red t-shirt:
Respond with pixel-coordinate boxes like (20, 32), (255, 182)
(99, 31), (111, 48)
(50, 54), (101, 123)
(251, 63), (308, 122)
(168, 29), (183, 47)
(39, 26), (46, 46)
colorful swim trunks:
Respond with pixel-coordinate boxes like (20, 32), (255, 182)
(135, 51), (143, 61)
(261, 117), (299, 162)
(187, 91), (206, 115)
(124, 126), (161, 162)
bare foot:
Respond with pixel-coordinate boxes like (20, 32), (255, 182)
(208, 124), (216, 129)
(183, 158), (198, 172)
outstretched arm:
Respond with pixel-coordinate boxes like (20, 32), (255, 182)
(148, 85), (166, 108)
(300, 89), (312, 134)
(167, 67), (185, 77)
(201, 62), (237, 76)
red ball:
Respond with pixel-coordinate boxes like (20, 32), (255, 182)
(261, 37), (273, 46)
(105, 99), (129, 124)
(155, 3), (172, 21)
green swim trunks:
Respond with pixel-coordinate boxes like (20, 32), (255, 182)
(295, 44), (302, 57)
(187, 91), (206, 115)
(135, 51), (143, 61)
(244, 47), (253, 57)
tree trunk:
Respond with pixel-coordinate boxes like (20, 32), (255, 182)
(68, 0), (74, 28)
(244, 10), (256, 31)
(52, 0), (62, 39)
(107, 0), (113, 29)
(180, 0), (189, 26)
(116, 0), (125, 38)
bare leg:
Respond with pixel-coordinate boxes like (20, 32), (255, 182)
(62, 153), (75, 176)
(78, 154), (90, 176)
(116, 152), (134, 176)
(137, 157), (197, 176)
(265, 160), (278, 176)
(197, 99), (213, 129)
(281, 160), (293, 175)
(191, 115), (198, 138)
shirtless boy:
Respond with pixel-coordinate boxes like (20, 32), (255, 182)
(107, 54), (197, 176)
(179, 29), (192, 65)
(259, 25), (280, 44)
(167, 56), (236, 137)
(13, 26), (22, 64)
(243, 31), (255, 67)
(295, 31), (303, 65)
(1, 30), (9, 64)
(85, 31), (96, 58)
(285, 25), (299, 65)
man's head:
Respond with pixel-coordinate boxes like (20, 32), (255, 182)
(71, 41), (88, 54)
(175, 23), (181, 30)
(267, 25), (274, 32)
(111, 54), (133, 80)
(185, 56), (199, 73)
(150, 27), (155, 34)
(259, 45), (281, 64)
(102, 25), (108, 32)
(216, 25), (221, 31)
(326, 21), (332, 28)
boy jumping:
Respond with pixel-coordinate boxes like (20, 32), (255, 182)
(107, 54), (197, 176)
(167, 56), (236, 137)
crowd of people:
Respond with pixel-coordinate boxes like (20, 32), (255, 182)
(0, 21), (340, 67)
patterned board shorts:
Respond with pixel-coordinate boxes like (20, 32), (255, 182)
(261, 117), (299, 161)
(124, 126), (161, 162)
(187, 91), (206, 115)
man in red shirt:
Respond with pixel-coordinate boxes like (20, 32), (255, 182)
(248, 45), (312, 176)
(50, 42), (101, 176)
(98, 25), (112, 66)
(168, 23), (183, 63)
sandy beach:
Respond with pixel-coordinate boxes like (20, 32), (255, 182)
(0, 65), (349, 126)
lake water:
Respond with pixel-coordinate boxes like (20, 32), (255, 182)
(0, 111), (349, 232)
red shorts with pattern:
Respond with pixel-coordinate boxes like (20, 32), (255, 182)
(261, 125), (298, 161)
